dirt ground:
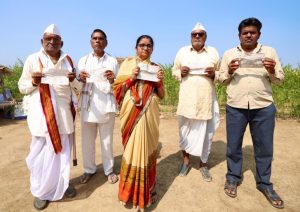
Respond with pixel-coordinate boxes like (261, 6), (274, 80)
(0, 114), (299, 212)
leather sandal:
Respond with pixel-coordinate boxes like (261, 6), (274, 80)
(151, 191), (158, 204)
(107, 173), (119, 184)
(65, 185), (77, 198)
(33, 198), (49, 210)
(224, 180), (238, 198)
(179, 163), (191, 177)
(257, 187), (284, 209)
(80, 172), (95, 184)
(199, 167), (212, 182)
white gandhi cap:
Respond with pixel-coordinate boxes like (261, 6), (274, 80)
(43, 24), (61, 37)
(192, 22), (206, 32)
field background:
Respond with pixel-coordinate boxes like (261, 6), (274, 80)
(3, 62), (299, 118)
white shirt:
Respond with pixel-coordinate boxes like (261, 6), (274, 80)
(18, 48), (81, 136)
(78, 52), (118, 123)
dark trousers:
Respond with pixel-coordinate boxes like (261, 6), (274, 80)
(225, 103), (276, 190)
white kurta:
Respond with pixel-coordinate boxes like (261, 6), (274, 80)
(18, 49), (81, 135)
(18, 48), (80, 200)
(77, 52), (118, 175)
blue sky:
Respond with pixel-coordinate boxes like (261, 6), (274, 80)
(1, 0), (299, 67)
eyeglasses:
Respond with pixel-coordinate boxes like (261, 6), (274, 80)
(191, 32), (206, 38)
(138, 44), (153, 49)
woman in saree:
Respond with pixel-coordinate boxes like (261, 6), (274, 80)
(114, 35), (164, 210)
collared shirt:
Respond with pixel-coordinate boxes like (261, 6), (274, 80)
(218, 44), (284, 109)
(78, 52), (118, 123)
(172, 45), (219, 120)
(18, 48), (80, 136)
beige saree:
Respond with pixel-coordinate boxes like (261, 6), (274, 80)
(114, 56), (160, 209)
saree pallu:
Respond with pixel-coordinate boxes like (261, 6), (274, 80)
(114, 73), (160, 209)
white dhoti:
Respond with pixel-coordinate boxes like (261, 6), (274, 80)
(81, 113), (115, 176)
(178, 97), (220, 163)
(26, 134), (72, 201)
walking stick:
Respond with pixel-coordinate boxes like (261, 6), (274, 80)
(71, 66), (78, 166)
(72, 131), (77, 166)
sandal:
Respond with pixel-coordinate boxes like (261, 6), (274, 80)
(33, 198), (49, 210)
(257, 187), (284, 209)
(107, 173), (119, 184)
(199, 167), (212, 182)
(224, 180), (238, 198)
(179, 163), (191, 177)
(151, 191), (158, 204)
(65, 185), (77, 198)
(80, 172), (95, 184)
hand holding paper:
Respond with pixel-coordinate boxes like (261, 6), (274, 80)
(86, 68), (107, 83)
(136, 63), (160, 82)
(239, 53), (264, 68)
(41, 68), (69, 85)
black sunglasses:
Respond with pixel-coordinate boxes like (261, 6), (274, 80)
(191, 32), (206, 37)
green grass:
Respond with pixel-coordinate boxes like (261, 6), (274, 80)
(2, 62), (300, 118)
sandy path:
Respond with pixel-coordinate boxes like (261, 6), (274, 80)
(0, 116), (299, 212)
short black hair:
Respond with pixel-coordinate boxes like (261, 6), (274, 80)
(135, 35), (154, 48)
(91, 29), (107, 39)
(238, 17), (262, 34)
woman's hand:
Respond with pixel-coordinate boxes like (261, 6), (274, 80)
(131, 66), (140, 81)
(157, 68), (164, 81)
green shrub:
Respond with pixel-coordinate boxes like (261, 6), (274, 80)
(3, 61), (300, 118)
(3, 59), (24, 100)
(272, 65), (300, 118)
(161, 64), (300, 118)
(160, 64), (179, 106)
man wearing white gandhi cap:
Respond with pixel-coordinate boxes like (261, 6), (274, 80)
(172, 22), (220, 181)
(18, 24), (81, 210)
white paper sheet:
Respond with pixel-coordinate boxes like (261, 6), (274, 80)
(86, 68), (107, 83)
(239, 53), (264, 68)
(137, 63), (160, 82)
(41, 68), (69, 85)
(189, 68), (206, 75)
(184, 59), (212, 75)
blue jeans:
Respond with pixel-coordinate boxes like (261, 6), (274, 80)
(225, 103), (276, 190)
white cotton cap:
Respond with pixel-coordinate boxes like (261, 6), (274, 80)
(43, 24), (61, 37)
(192, 22), (206, 32)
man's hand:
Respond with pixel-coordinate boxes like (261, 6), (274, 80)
(31, 72), (43, 86)
(263, 57), (276, 74)
(228, 58), (240, 74)
(180, 66), (190, 78)
(79, 71), (89, 83)
(67, 72), (76, 82)
(205, 67), (215, 79)
(104, 70), (115, 84)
